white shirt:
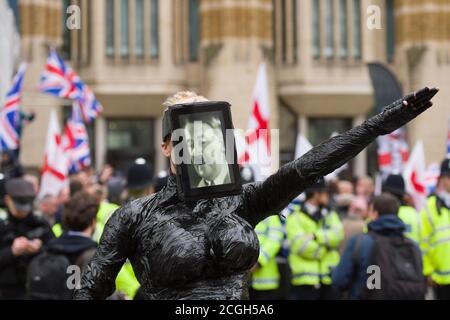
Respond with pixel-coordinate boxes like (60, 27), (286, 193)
(197, 165), (231, 187)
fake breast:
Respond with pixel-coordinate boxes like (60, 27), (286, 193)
(206, 211), (260, 273)
(143, 202), (259, 288)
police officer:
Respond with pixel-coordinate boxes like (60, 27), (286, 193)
(421, 158), (450, 300)
(286, 177), (344, 300)
(246, 166), (285, 300)
(125, 158), (154, 202)
(0, 178), (54, 299)
(383, 174), (421, 244)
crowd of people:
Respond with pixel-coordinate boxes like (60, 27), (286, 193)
(1, 148), (450, 300)
(0, 153), (164, 300)
(249, 158), (450, 300)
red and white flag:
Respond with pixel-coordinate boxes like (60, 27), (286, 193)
(403, 141), (427, 210)
(239, 63), (271, 181)
(295, 134), (313, 159)
(378, 128), (409, 177)
(425, 163), (440, 194)
(39, 110), (69, 198)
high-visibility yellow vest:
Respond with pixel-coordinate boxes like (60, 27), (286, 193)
(52, 222), (63, 238)
(398, 205), (421, 244)
(94, 202), (140, 298)
(93, 202), (120, 243)
(420, 195), (450, 284)
(286, 205), (343, 286)
(251, 215), (284, 291)
(51, 201), (139, 298)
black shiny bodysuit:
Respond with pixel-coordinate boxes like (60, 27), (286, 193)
(74, 91), (435, 299)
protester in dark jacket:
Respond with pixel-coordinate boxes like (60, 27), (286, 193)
(0, 179), (54, 299)
(1, 150), (24, 180)
(26, 192), (98, 300)
(332, 193), (421, 299)
(45, 192), (99, 267)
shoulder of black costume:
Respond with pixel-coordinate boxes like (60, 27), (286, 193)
(110, 193), (160, 226)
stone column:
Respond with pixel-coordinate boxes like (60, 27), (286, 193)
(199, 0), (279, 172)
(19, 0), (64, 170)
(394, 0), (450, 165)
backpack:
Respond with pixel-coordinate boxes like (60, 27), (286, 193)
(355, 232), (425, 300)
(26, 251), (73, 300)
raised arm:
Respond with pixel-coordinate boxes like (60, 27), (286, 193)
(74, 205), (133, 300)
(241, 87), (438, 227)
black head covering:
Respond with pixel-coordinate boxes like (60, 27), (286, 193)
(383, 174), (406, 197)
(306, 177), (327, 193)
(440, 158), (450, 177)
(127, 159), (153, 190)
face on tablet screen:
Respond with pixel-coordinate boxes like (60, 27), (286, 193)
(180, 112), (232, 189)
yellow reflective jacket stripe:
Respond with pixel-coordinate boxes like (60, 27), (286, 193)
(286, 208), (343, 286)
(420, 195), (450, 284)
(252, 215), (284, 291)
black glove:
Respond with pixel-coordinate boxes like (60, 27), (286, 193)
(368, 87), (439, 136)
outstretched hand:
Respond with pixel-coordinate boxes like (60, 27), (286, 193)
(375, 86), (439, 135)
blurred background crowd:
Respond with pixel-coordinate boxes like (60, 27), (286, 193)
(1, 153), (450, 300)
(1, 0), (450, 300)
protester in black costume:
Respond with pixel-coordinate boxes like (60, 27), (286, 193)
(75, 88), (438, 300)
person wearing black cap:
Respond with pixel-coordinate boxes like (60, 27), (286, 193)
(125, 158), (154, 203)
(75, 87), (438, 300)
(383, 174), (420, 244)
(420, 158), (450, 299)
(0, 178), (54, 299)
(286, 177), (344, 300)
(152, 170), (169, 193)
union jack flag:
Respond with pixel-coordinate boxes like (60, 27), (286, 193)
(377, 127), (409, 177)
(63, 103), (91, 173)
(39, 48), (102, 123)
(73, 82), (103, 123)
(0, 63), (27, 151)
(39, 48), (81, 100)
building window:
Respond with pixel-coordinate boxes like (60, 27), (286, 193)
(150, 0), (159, 59)
(308, 117), (353, 177)
(7, 0), (20, 31)
(353, 0), (362, 60)
(279, 100), (297, 166)
(324, 0), (334, 59)
(135, 0), (144, 58)
(292, 0), (298, 63)
(67, 0), (90, 66)
(273, 0), (298, 64)
(106, 118), (154, 173)
(120, 0), (130, 58)
(312, 0), (320, 59)
(62, 0), (72, 60)
(106, 0), (115, 58)
(339, 0), (348, 59)
(386, 0), (395, 63)
(188, 0), (199, 62)
(281, 0), (287, 63)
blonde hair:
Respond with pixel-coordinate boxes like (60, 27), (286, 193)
(162, 91), (209, 108)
